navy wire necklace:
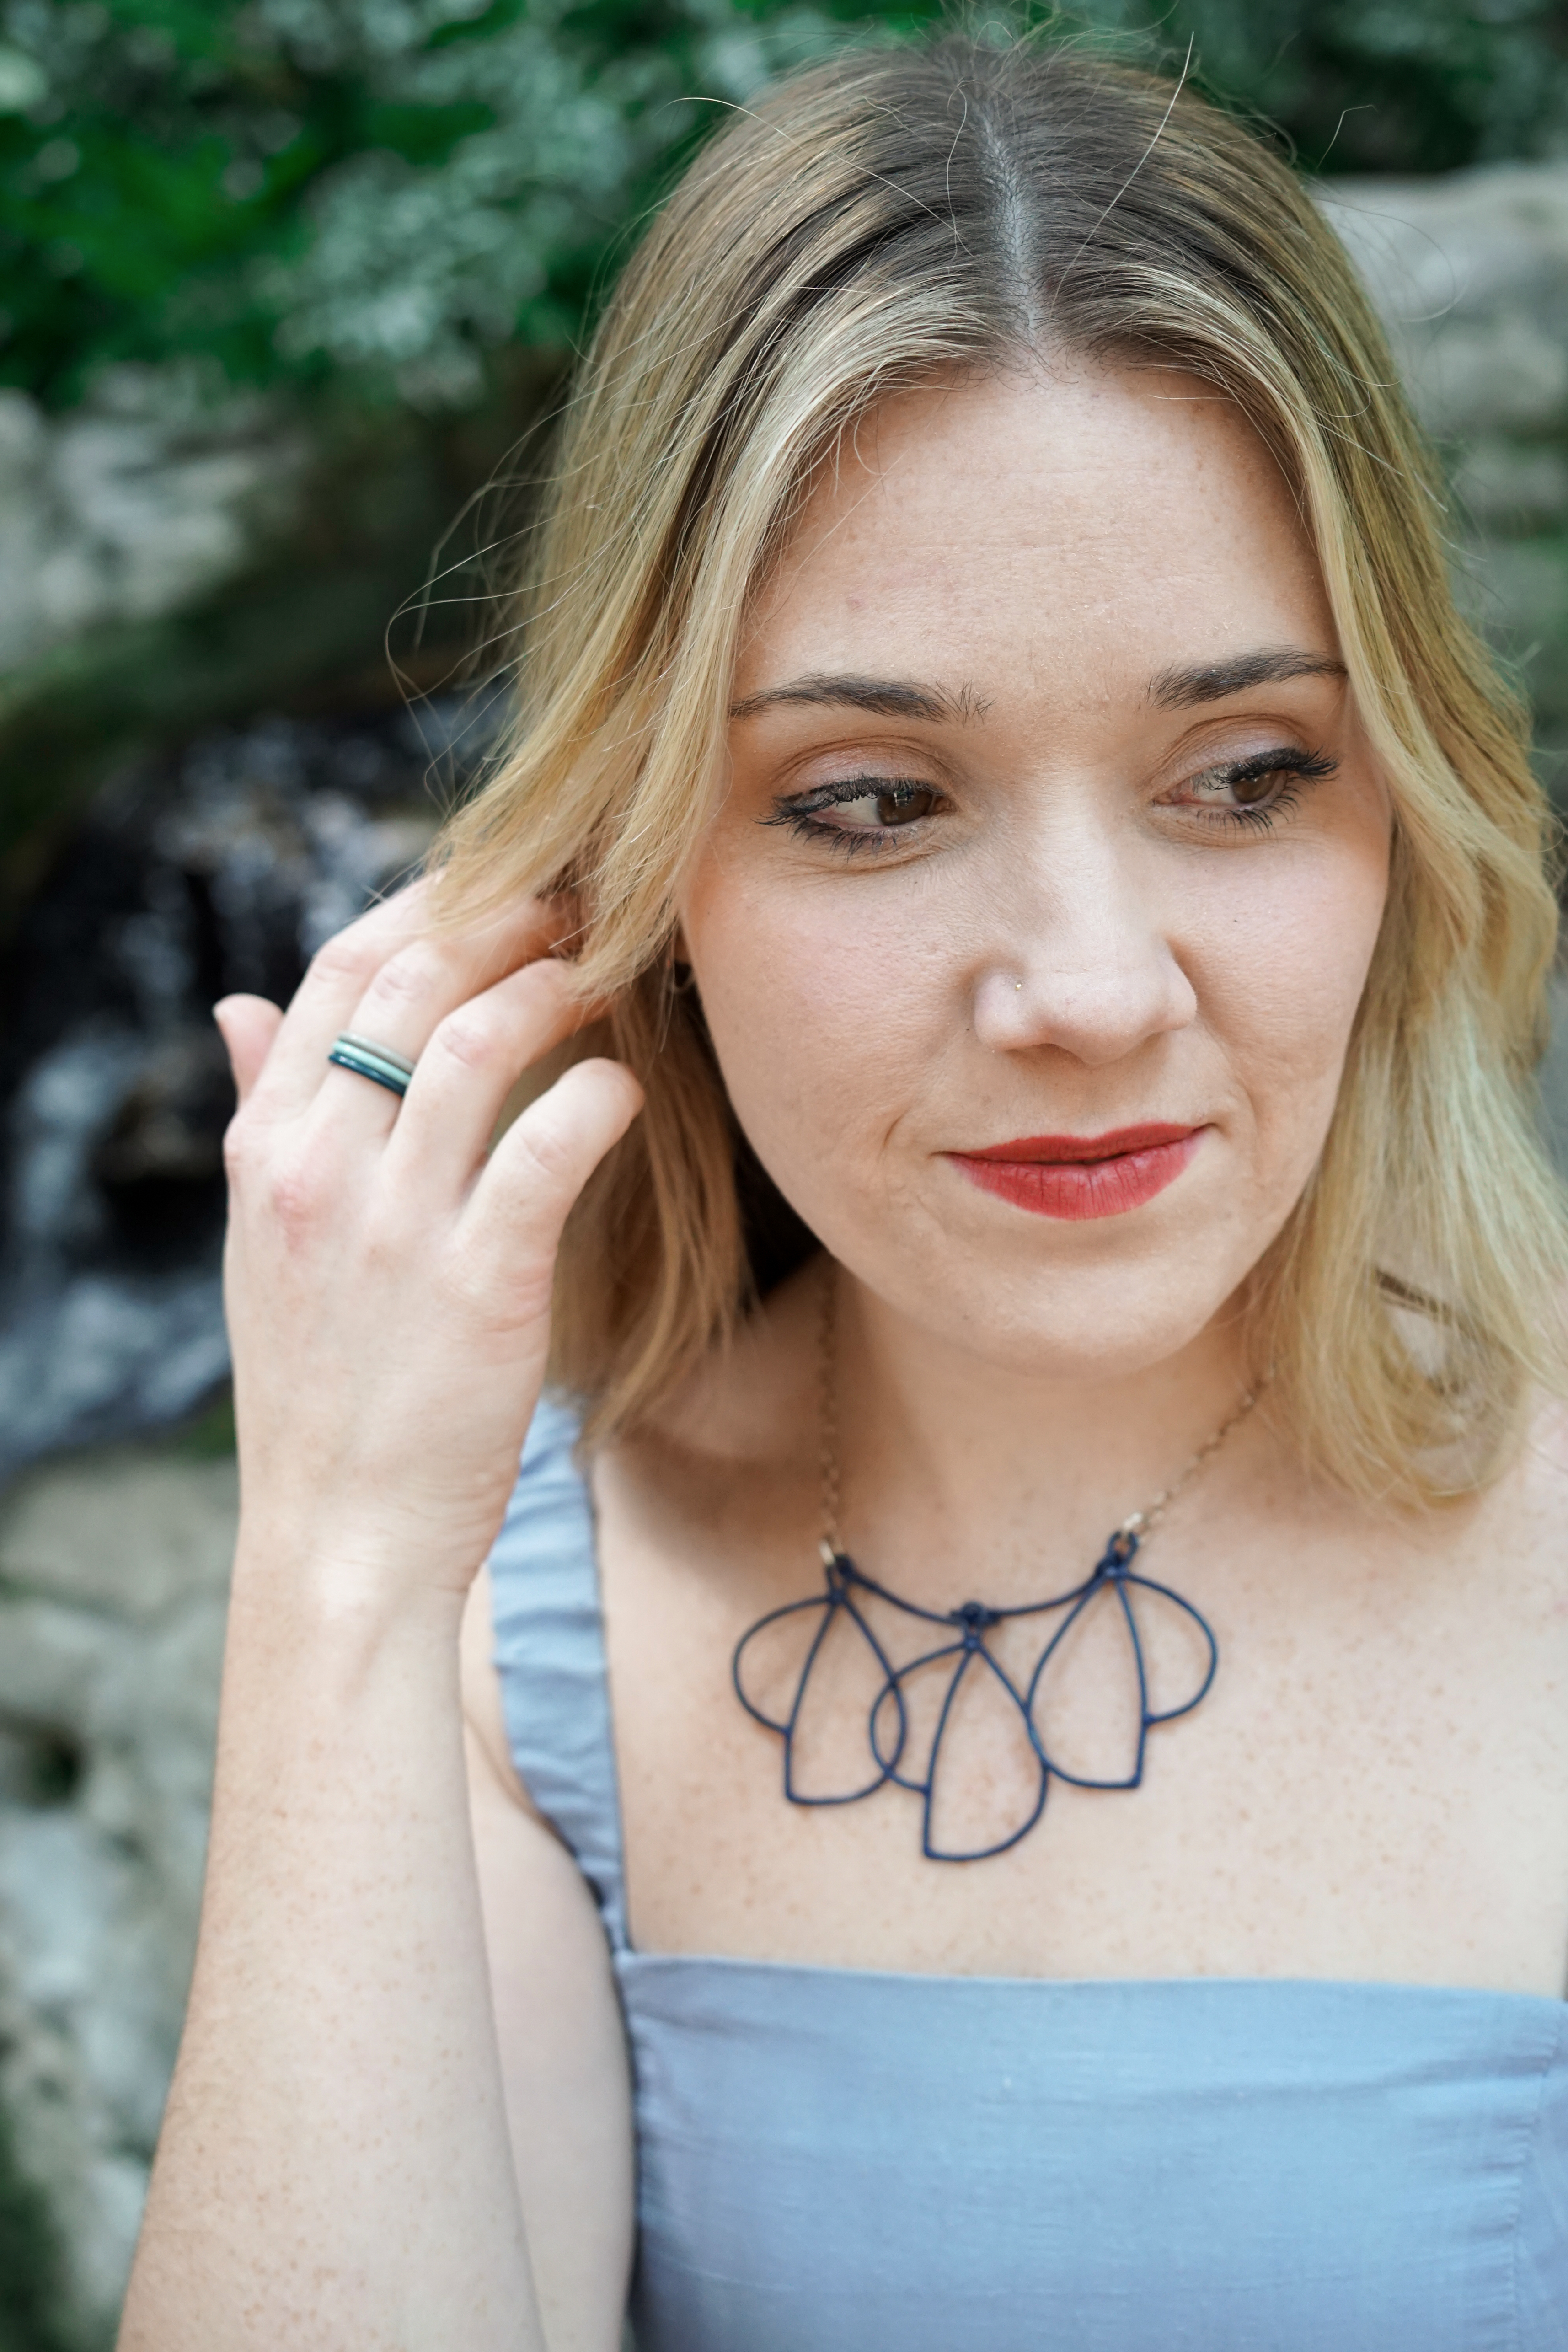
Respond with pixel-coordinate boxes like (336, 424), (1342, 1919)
(733, 1270), (1258, 1863)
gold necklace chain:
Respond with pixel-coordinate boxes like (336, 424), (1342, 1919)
(816, 1261), (1259, 1558)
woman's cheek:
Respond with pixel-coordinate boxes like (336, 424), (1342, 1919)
(692, 890), (942, 1212)
(1192, 851), (1386, 1192)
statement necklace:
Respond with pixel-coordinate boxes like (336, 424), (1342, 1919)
(732, 1271), (1259, 1863)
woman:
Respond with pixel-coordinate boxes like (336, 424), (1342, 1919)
(121, 35), (1568, 2352)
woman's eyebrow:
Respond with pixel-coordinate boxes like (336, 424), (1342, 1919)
(1150, 647), (1347, 709)
(728, 652), (1343, 723)
(728, 673), (989, 723)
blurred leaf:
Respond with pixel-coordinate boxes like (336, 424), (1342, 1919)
(0, 0), (1563, 407)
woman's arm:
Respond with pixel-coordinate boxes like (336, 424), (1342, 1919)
(118, 885), (641, 2352)
(462, 1569), (636, 2352)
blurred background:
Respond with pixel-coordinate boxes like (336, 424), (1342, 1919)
(2, 0), (1568, 2342)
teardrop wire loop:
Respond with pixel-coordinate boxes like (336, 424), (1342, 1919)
(732, 1564), (910, 1806)
(1024, 1534), (1220, 1793)
(731, 1263), (1255, 1862)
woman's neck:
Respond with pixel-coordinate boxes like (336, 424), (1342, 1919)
(831, 1270), (1254, 1599)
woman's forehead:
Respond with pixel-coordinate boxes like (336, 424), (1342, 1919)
(737, 366), (1334, 713)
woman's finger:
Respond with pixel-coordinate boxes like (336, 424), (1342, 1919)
(214, 997), (284, 1106)
(246, 879), (435, 1118)
(312, 896), (578, 1136)
(378, 957), (596, 1200)
(462, 1057), (643, 1282)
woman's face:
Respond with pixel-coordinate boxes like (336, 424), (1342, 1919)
(680, 364), (1391, 1380)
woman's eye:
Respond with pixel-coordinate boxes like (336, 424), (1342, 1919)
(1189, 767), (1277, 811)
(1175, 747), (1338, 825)
(766, 778), (947, 847)
(824, 783), (942, 830)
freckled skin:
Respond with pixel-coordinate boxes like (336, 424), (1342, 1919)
(123, 356), (1568, 2352)
(537, 366), (1568, 2064)
(681, 364), (1391, 1383)
(577, 364), (1568, 2210)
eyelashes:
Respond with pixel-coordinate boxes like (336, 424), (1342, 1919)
(765, 747), (1340, 857)
(762, 777), (942, 855)
(1186, 746), (1339, 832)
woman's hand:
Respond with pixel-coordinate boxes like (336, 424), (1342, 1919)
(121, 879), (641, 2352)
(217, 878), (642, 1604)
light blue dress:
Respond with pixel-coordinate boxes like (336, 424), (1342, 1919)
(488, 1395), (1568, 2350)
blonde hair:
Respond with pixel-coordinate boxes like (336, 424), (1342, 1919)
(432, 33), (1568, 1503)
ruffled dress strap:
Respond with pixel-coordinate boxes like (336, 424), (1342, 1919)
(486, 1390), (628, 1953)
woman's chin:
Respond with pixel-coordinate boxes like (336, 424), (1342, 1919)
(842, 1239), (1254, 1386)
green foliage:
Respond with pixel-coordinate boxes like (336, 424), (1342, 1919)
(1, 0), (1564, 412)
(166, 1386), (237, 1457)
(0, 0), (847, 407)
(1137, 0), (1568, 176)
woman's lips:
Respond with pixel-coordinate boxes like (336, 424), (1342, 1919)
(948, 1123), (1203, 1222)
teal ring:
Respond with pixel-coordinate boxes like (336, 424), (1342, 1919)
(327, 1032), (416, 1098)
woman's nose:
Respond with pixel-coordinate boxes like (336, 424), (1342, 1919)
(969, 832), (1197, 1068)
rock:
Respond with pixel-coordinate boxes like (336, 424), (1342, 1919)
(0, 355), (562, 884)
(1320, 167), (1568, 749)
(0, 1447), (237, 2349)
(1466, 535), (1568, 727)
(0, 371), (308, 675)
(1450, 439), (1568, 533)
(1321, 166), (1568, 442)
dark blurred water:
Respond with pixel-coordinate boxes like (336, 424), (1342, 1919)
(0, 698), (496, 1488)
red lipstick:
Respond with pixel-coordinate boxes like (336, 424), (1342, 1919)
(949, 1123), (1202, 1221)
